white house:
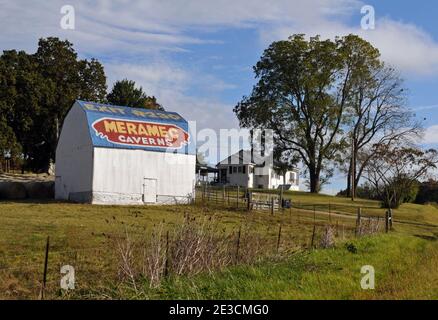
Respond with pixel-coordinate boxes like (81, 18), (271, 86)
(216, 150), (299, 190)
(55, 100), (196, 205)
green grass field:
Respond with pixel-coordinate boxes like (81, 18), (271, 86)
(1, 191), (438, 299)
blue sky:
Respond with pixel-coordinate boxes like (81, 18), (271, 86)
(1, 0), (438, 193)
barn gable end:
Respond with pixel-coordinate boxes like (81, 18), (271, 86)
(55, 102), (94, 202)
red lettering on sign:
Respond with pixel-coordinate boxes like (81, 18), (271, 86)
(92, 118), (189, 149)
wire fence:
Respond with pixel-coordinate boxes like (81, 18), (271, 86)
(0, 186), (390, 299)
(194, 185), (391, 225)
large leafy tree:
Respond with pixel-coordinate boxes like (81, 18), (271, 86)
(235, 34), (376, 193)
(0, 50), (53, 171)
(0, 56), (20, 162)
(107, 79), (164, 110)
(33, 37), (107, 170)
(341, 36), (421, 198)
(0, 37), (107, 172)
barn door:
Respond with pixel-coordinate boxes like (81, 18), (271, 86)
(143, 178), (157, 203)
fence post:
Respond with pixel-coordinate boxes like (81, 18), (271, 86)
(223, 186), (225, 203)
(310, 225), (316, 249)
(247, 192), (252, 212)
(328, 203), (332, 223)
(385, 211), (389, 233)
(271, 198), (274, 215)
(280, 186), (284, 212)
(276, 224), (282, 253)
(164, 230), (169, 277)
(39, 236), (50, 300)
(236, 185), (240, 208)
(389, 208), (393, 230)
(355, 207), (362, 236)
(235, 226), (241, 263)
(227, 187), (230, 206)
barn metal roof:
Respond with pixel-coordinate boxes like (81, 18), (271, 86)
(75, 100), (194, 154)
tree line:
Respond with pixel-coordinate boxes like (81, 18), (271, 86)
(0, 37), (162, 172)
(235, 34), (438, 207)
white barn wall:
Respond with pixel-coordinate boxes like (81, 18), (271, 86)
(55, 103), (93, 202)
(92, 147), (196, 205)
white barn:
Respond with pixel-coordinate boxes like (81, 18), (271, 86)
(55, 100), (196, 205)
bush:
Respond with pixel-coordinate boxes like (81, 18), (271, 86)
(24, 181), (54, 199)
(0, 182), (27, 200)
(415, 180), (438, 204)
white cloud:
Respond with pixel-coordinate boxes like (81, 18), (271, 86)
(105, 60), (238, 131)
(0, 0), (360, 55)
(261, 16), (438, 76)
(424, 125), (438, 144)
(2, 0), (438, 149)
(2, 1), (438, 75)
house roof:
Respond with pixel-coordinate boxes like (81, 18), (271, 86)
(75, 100), (195, 154)
(217, 149), (299, 172)
(217, 150), (265, 166)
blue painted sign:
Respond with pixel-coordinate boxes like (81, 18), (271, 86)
(76, 100), (195, 155)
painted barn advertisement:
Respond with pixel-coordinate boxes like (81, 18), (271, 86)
(92, 118), (190, 149)
(78, 101), (194, 154)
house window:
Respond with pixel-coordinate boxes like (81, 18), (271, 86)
(243, 166), (246, 174)
(238, 166), (242, 173)
(229, 166), (232, 174)
(233, 166), (237, 173)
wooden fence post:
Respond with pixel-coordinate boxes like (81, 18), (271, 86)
(235, 226), (241, 263)
(276, 224), (282, 253)
(247, 192), (252, 212)
(164, 230), (170, 277)
(389, 208), (393, 230)
(237, 185), (240, 208)
(310, 225), (316, 249)
(355, 207), (362, 236)
(39, 236), (50, 300)
(385, 211), (389, 233)
(328, 203), (332, 223)
(271, 198), (274, 215)
(280, 186), (284, 212)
